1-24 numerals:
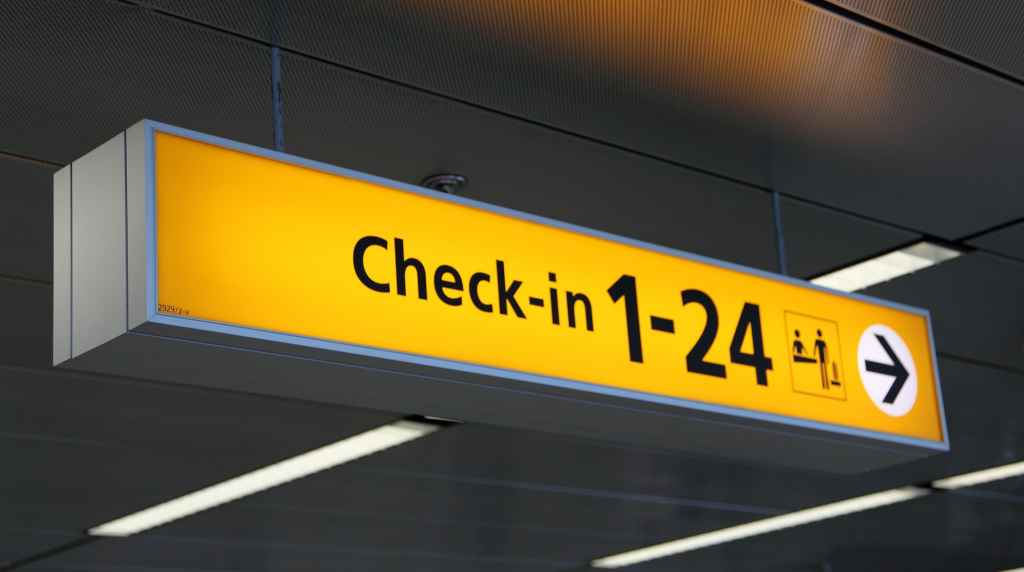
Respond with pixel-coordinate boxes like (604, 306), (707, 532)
(608, 274), (773, 385)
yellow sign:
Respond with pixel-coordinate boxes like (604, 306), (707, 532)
(154, 131), (944, 444)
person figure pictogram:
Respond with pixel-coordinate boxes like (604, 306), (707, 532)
(814, 329), (830, 389)
(792, 330), (816, 363)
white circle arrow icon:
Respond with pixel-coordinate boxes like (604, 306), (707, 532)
(858, 324), (918, 417)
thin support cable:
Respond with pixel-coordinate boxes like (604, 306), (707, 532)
(270, 45), (284, 152)
(772, 188), (788, 276)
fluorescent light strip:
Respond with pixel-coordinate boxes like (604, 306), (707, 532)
(592, 456), (1024, 568)
(89, 419), (440, 537)
(590, 487), (929, 569)
(931, 460), (1024, 490)
(811, 241), (961, 293)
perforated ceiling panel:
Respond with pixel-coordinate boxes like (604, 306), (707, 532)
(128, 0), (1024, 239)
(831, 0), (1024, 80)
(0, 0), (271, 164)
(0, 157), (56, 282)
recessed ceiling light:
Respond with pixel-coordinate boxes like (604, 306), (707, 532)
(590, 487), (930, 568)
(89, 419), (443, 537)
(810, 242), (961, 293)
(590, 455), (1024, 568)
(931, 460), (1024, 490)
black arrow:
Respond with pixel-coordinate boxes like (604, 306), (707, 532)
(864, 334), (909, 403)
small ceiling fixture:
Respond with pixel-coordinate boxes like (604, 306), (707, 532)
(420, 174), (467, 195)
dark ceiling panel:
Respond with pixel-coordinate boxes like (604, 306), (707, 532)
(220, 459), (758, 555)
(282, 53), (778, 270)
(356, 424), (881, 513)
(831, 0), (1024, 81)
(935, 357), (1024, 446)
(781, 197), (919, 279)
(868, 434), (1023, 492)
(0, 0), (271, 164)
(0, 436), (273, 531)
(0, 157), (55, 282)
(0, 366), (397, 460)
(864, 252), (1024, 372)
(0, 278), (51, 369)
(0, 529), (77, 569)
(967, 220), (1024, 262)
(27, 534), (572, 572)
(155, 494), (675, 566)
(131, 0), (1024, 238)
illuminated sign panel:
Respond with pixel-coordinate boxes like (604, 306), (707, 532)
(154, 130), (943, 445)
(53, 121), (947, 472)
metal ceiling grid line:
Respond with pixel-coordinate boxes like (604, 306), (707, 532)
(0, 150), (62, 169)
(959, 214), (1024, 243)
(830, 0), (1024, 82)
(83, 533), (583, 569)
(0, 537), (96, 572)
(344, 465), (786, 516)
(936, 352), (1024, 379)
(233, 500), (661, 543)
(0, 274), (52, 287)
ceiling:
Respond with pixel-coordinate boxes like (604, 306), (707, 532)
(1, 0), (1023, 571)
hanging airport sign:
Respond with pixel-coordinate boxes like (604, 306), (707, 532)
(53, 121), (948, 473)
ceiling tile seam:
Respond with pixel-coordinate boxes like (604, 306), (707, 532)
(0, 527), (81, 538)
(796, 0), (1024, 90)
(0, 273), (52, 287)
(346, 465), (786, 515)
(0, 150), (62, 169)
(0, 362), (407, 418)
(234, 500), (659, 542)
(29, 1), (1009, 249)
(935, 352), (1024, 378)
(972, 249), (1024, 267)
(960, 214), (1024, 243)
(0, 537), (96, 572)
(948, 488), (1024, 506)
(0, 429), (274, 462)
(109, 533), (582, 567)
(950, 432), (1024, 450)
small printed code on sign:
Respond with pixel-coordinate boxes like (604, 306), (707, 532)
(158, 304), (190, 316)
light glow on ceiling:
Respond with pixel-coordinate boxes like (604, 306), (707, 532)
(810, 241), (961, 293)
(590, 487), (930, 568)
(88, 419), (441, 537)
